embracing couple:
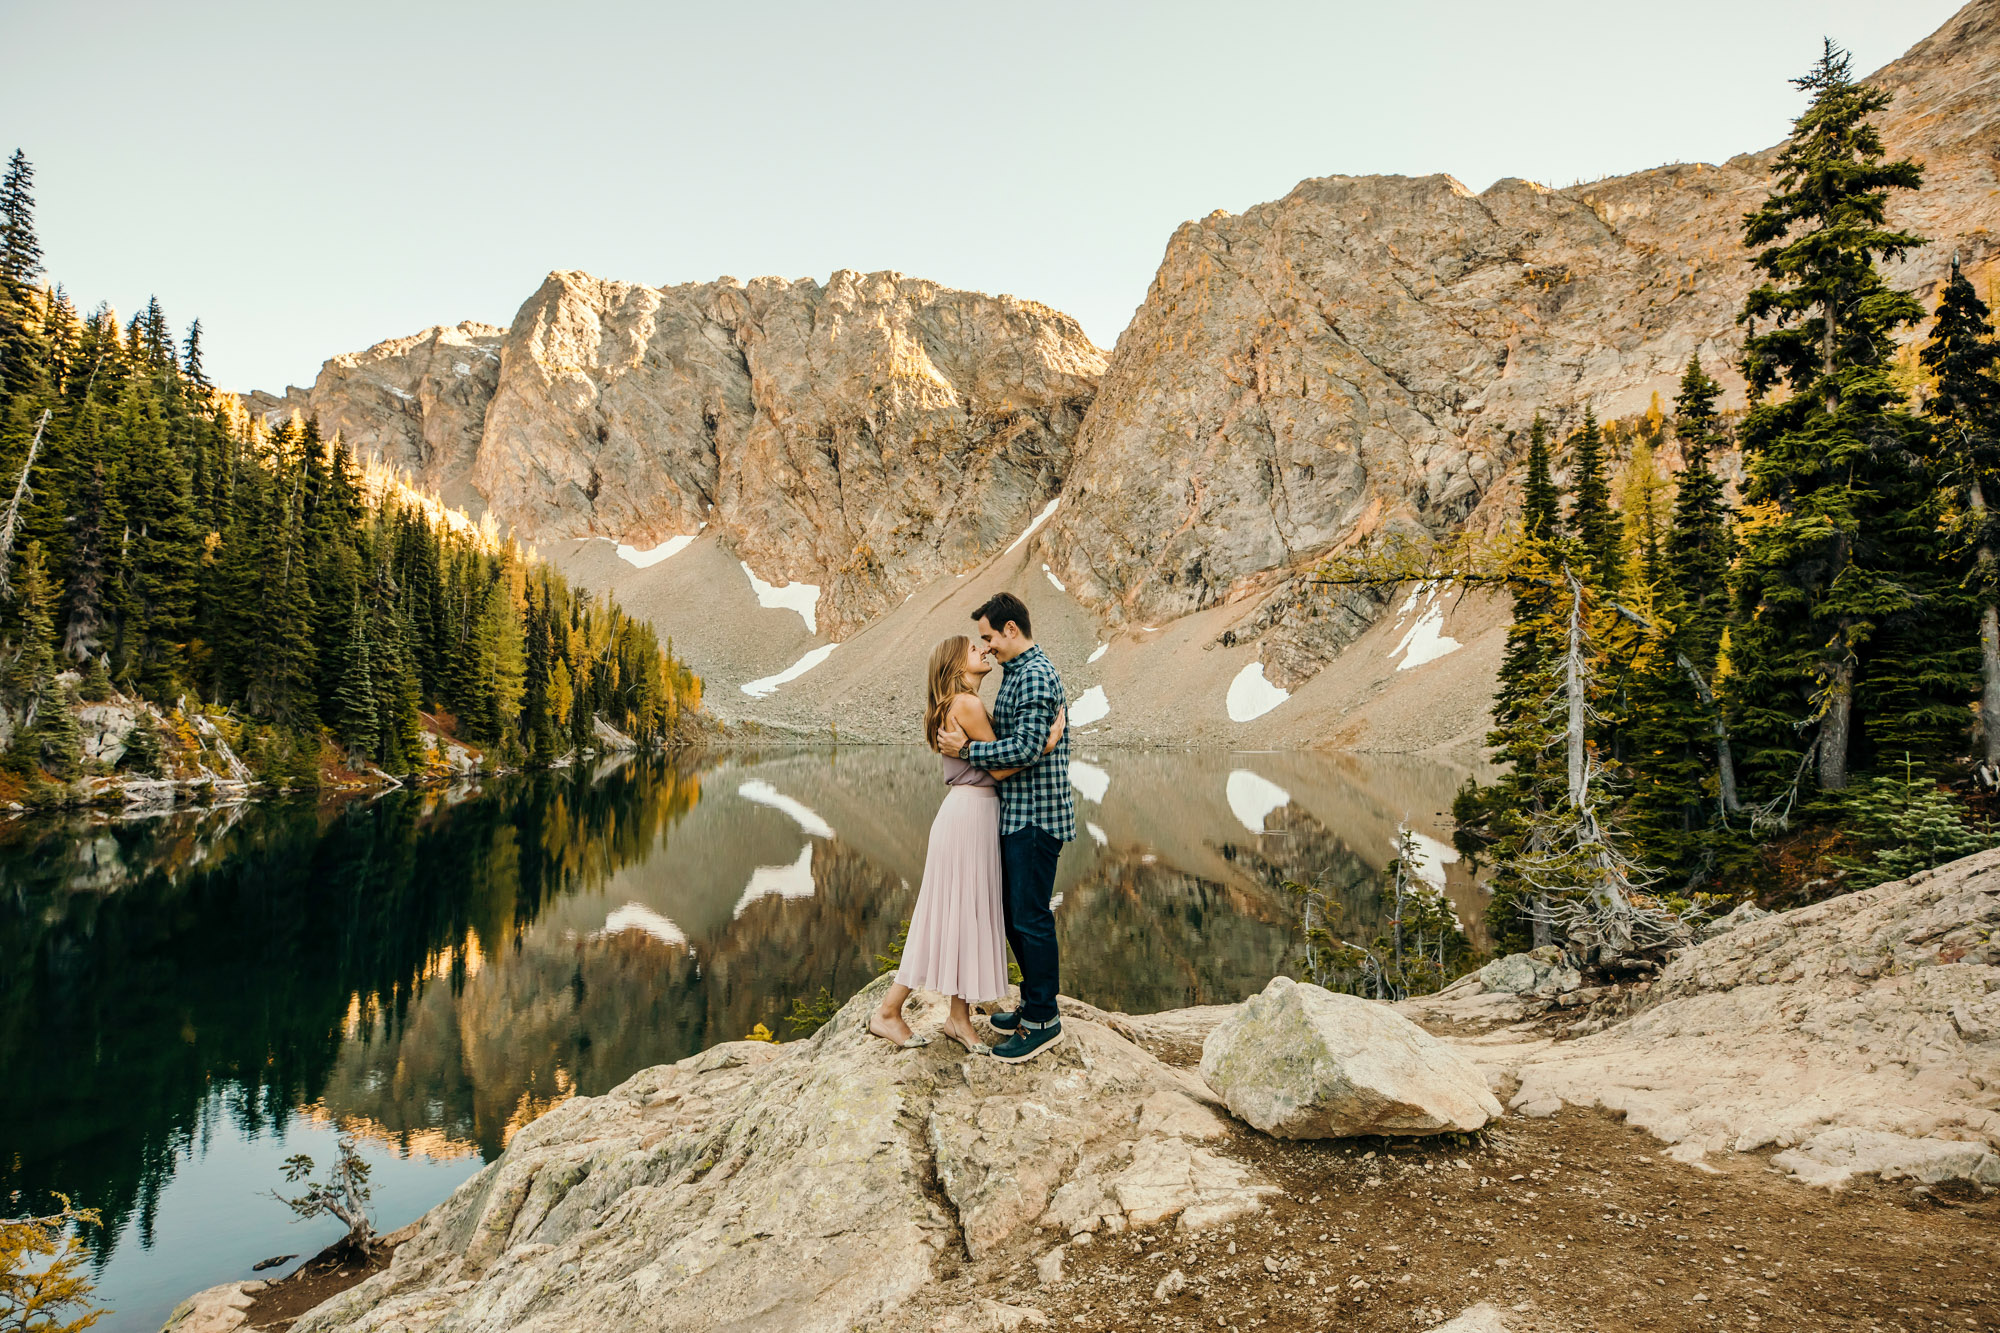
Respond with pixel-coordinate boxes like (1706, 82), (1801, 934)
(869, 591), (1074, 1063)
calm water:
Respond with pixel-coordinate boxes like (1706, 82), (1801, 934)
(0, 746), (1482, 1330)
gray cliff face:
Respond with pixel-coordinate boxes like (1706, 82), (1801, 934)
(247, 321), (505, 505)
(1045, 0), (2000, 634)
(474, 269), (1103, 639)
(253, 271), (1103, 641)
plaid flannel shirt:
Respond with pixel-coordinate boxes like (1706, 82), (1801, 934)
(965, 644), (1074, 842)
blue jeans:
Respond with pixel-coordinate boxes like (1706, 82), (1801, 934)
(1000, 825), (1064, 1021)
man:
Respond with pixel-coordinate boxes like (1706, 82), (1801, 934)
(937, 591), (1072, 1062)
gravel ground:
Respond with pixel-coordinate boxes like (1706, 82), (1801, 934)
(908, 1103), (1997, 1333)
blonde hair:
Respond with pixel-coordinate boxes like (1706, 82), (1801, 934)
(925, 635), (973, 751)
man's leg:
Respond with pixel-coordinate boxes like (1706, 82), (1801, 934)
(1000, 826), (1062, 1022)
(998, 828), (1024, 989)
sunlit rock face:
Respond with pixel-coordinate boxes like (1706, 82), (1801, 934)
(252, 270), (1104, 642)
(243, 321), (505, 504)
(1044, 0), (2000, 639)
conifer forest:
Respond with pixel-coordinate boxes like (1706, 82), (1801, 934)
(0, 150), (702, 799)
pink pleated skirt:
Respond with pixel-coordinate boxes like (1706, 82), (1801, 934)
(895, 784), (1008, 1003)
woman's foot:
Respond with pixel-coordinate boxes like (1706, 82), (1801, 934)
(868, 1011), (929, 1048)
(941, 1017), (990, 1055)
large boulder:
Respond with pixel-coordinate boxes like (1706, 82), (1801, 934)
(1198, 976), (1501, 1138)
(160, 1280), (266, 1333)
(1477, 947), (1583, 997)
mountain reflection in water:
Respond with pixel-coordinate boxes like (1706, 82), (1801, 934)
(0, 746), (1481, 1331)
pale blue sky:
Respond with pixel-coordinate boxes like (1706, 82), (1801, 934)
(0, 0), (1969, 392)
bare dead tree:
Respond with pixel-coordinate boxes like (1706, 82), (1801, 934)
(1507, 568), (1705, 962)
(273, 1135), (376, 1257)
(0, 409), (50, 599)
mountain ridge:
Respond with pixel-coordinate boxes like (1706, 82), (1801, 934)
(243, 0), (2000, 746)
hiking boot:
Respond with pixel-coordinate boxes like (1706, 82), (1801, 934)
(986, 1009), (1023, 1032)
(991, 1017), (1064, 1063)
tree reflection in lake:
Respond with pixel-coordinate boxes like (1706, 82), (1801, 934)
(0, 745), (1479, 1332)
(0, 757), (704, 1261)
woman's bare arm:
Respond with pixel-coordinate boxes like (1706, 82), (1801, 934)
(950, 695), (1023, 780)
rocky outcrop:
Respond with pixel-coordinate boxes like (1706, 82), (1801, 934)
(245, 322), (505, 506)
(1044, 0), (2000, 648)
(1199, 976), (1500, 1137)
(284, 980), (1277, 1333)
(1415, 848), (2000, 1187)
(169, 851), (2000, 1332)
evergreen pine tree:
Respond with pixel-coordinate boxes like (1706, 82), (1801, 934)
(1521, 414), (1561, 542)
(0, 149), (42, 293)
(300, 418), (361, 718)
(61, 458), (113, 660)
(6, 539), (55, 711)
(0, 149), (43, 403)
(1565, 408), (1621, 592)
(1454, 420), (1571, 948)
(122, 709), (162, 776)
(115, 384), (202, 697)
(473, 575), (525, 745)
(36, 680), (81, 779)
(522, 581), (558, 764)
(1920, 253), (2000, 769)
(1835, 756), (2000, 888)
(442, 552), (488, 728)
(378, 597), (425, 772)
(1624, 357), (1740, 882)
(181, 319), (209, 390)
(331, 592), (378, 755)
(79, 653), (112, 702)
(1729, 40), (1954, 795)
(138, 297), (174, 377)
(1462, 545), (1591, 952)
(241, 441), (319, 725)
(1664, 357), (1733, 666)
(1567, 406), (1644, 767)
(10, 542), (79, 778)
(40, 286), (78, 393)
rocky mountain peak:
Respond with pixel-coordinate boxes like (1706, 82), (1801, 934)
(1043, 0), (2000, 653)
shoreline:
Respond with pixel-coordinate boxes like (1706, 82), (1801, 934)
(0, 733), (713, 820)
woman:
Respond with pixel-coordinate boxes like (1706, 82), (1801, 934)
(870, 634), (1063, 1053)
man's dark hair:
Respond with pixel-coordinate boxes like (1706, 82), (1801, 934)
(972, 591), (1031, 638)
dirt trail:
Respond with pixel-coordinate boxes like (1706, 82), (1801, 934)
(916, 1103), (1998, 1332)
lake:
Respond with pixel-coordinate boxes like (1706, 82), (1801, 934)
(0, 745), (1484, 1331)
